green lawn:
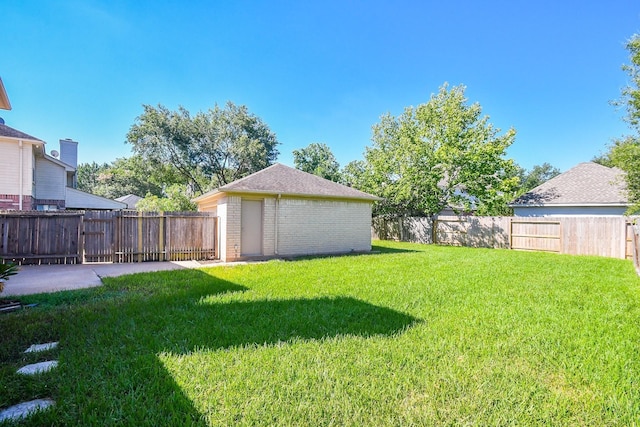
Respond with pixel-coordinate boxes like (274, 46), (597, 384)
(1, 241), (640, 426)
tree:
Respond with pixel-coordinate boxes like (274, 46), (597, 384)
(136, 184), (197, 212)
(126, 102), (279, 195)
(340, 160), (368, 188)
(76, 161), (109, 194)
(594, 137), (640, 213)
(293, 143), (341, 182)
(77, 156), (165, 200)
(601, 34), (640, 214)
(518, 163), (561, 193)
(360, 84), (518, 221)
(616, 34), (640, 128)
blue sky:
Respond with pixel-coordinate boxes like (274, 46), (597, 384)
(2, 1), (639, 172)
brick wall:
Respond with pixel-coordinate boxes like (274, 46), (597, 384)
(0, 195), (34, 210)
(224, 195), (242, 261)
(275, 198), (372, 257)
(215, 195), (373, 261)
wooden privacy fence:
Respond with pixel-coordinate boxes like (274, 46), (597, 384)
(1, 210), (218, 265)
(630, 223), (640, 275)
(0, 211), (84, 264)
(373, 215), (637, 259)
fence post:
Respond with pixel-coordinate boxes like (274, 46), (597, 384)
(159, 213), (165, 262)
(632, 224), (640, 276)
(78, 212), (85, 264)
(432, 217), (438, 245)
(137, 211), (143, 263)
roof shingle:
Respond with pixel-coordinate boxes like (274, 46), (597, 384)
(512, 162), (628, 206)
(196, 163), (380, 201)
(0, 123), (43, 142)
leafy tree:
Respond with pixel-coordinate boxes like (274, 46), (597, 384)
(136, 184), (197, 212)
(76, 161), (109, 194)
(126, 102), (279, 194)
(517, 162), (561, 193)
(594, 137), (640, 213)
(599, 34), (640, 214)
(340, 160), (368, 188)
(77, 156), (165, 200)
(293, 143), (341, 182)
(616, 34), (640, 128)
(359, 83), (518, 222)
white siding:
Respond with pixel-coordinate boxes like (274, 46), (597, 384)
(0, 139), (34, 196)
(35, 157), (66, 200)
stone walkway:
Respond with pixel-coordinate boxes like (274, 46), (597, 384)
(0, 341), (59, 422)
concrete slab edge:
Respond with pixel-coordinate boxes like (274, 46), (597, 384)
(0, 398), (55, 422)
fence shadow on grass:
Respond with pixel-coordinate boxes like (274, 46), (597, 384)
(52, 269), (419, 425)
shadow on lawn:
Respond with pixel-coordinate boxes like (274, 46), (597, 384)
(370, 244), (420, 254)
(53, 269), (419, 426)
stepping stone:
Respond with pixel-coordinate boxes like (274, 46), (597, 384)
(24, 342), (58, 353)
(0, 398), (55, 422)
(16, 360), (58, 375)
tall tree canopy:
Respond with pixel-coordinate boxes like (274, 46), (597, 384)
(597, 34), (640, 213)
(76, 156), (165, 200)
(353, 84), (518, 219)
(516, 162), (561, 193)
(126, 102), (279, 195)
(293, 142), (341, 182)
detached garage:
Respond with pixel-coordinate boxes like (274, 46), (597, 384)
(193, 163), (380, 262)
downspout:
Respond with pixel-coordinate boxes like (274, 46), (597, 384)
(275, 194), (281, 255)
(18, 140), (23, 210)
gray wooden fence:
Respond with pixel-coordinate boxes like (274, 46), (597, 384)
(0, 211), (84, 264)
(0, 210), (218, 265)
(373, 215), (636, 259)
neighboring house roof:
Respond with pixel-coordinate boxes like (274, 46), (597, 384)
(0, 122), (43, 142)
(0, 77), (11, 110)
(194, 163), (381, 202)
(66, 188), (127, 210)
(115, 194), (143, 209)
(511, 162), (628, 207)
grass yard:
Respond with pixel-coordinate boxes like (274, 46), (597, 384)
(1, 240), (640, 425)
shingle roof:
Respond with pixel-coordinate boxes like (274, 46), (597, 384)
(195, 163), (381, 202)
(115, 194), (143, 209)
(0, 123), (43, 142)
(511, 162), (628, 206)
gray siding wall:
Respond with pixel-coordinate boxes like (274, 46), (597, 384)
(35, 157), (66, 201)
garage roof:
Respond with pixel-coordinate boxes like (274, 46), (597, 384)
(194, 163), (381, 202)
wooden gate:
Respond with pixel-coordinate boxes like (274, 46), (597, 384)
(510, 220), (562, 253)
(112, 211), (218, 263)
(83, 211), (116, 262)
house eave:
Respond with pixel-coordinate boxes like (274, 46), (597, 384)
(0, 77), (11, 110)
(0, 135), (44, 145)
